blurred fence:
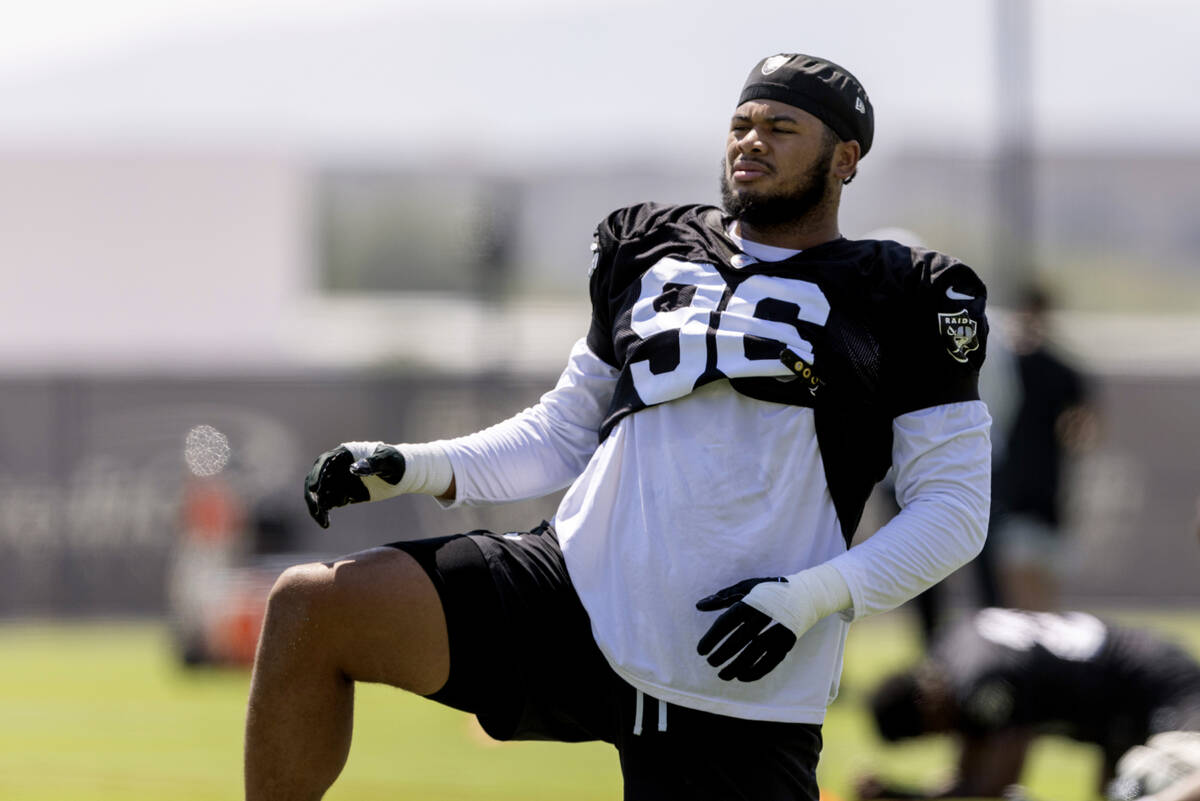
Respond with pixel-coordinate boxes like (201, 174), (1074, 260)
(1, 366), (1198, 618)
(0, 371), (561, 617)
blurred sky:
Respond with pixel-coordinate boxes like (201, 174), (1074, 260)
(0, 0), (1197, 166)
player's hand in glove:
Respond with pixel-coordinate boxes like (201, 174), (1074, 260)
(303, 442), (406, 528)
(696, 563), (852, 682)
(696, 577), (797, 681)
(303, 440), (452, 529)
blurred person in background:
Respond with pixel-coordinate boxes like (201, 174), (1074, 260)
(1106, 732), (1200, 801)
(1096, 496), (1200, 801)
(857, 608), (1200, 800)
(990, 283), (1098, 611)
(245, 52), (994, 801)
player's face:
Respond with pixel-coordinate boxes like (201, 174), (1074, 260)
(721, 99), (838, 225)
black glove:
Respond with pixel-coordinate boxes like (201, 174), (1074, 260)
(303, 444), (406, 528)
(696, 577), (797, 682)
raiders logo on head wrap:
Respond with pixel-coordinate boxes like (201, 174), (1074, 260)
(760, 54), (791, 75)
(938, 309), (980, 363)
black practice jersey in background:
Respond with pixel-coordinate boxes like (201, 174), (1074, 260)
(995, 348), (1089, 526)
(934, 609), (1200, 763)
(585, 203), (989, 545)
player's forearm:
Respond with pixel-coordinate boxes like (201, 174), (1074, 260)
(720, 403), (989, 640)
(831, 401), (992, 619)
(437, 338), (616, 506)
(341, 407), (591, 509)
(437, 406), (596, 505)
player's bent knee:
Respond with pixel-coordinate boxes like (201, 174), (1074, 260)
(262, 562), (337, 635)
(264, 554), (385, 625)
(261, 549), (450, 690)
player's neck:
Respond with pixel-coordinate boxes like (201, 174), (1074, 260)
(735, 214), (841, 251)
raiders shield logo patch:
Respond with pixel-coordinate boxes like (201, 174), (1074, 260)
(938, 309), (979, 363)
(761, 54), (791, 75)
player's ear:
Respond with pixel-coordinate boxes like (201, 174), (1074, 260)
(832, 140), (860, 184)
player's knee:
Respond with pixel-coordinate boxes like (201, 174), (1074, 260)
(265, 549), (433, 633)
(264, 561), (337, 632)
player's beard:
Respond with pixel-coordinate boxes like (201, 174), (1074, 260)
(720, 141), (836, 228)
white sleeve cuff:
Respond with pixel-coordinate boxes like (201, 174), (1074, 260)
(741, 562), (852, 638)
(342, 440), (454, 499)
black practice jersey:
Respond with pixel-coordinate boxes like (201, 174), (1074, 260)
(934, 608), (1200, 760)
(585, 203), (989, 544)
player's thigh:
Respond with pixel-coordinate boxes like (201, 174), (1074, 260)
(392, 526), (621, 739)
(269, 544), (449, 694)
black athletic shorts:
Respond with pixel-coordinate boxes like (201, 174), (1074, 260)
(387, 522), (823, 801)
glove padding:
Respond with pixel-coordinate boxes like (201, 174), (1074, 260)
(696, 577), (797, 682)
(303, 444), (406, 528)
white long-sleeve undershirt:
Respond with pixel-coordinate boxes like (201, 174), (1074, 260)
(436, 339), (990, 628)
(831, 402), (992, 620)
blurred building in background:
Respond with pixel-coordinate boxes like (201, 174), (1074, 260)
(1, 145), (1198, 626)
(1, 0), (1198, 630)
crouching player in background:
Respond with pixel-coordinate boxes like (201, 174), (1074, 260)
(859, 608), (1200, 801)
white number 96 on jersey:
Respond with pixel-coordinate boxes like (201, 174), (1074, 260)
(625, 258), (831, 407)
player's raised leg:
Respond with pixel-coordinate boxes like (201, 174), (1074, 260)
(243, 545), (449, 801)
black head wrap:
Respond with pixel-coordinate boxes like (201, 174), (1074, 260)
(739, 53), (874, 156)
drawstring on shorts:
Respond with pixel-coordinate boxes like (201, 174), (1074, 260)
(632, 689), (668, 735)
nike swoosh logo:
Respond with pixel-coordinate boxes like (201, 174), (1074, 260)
(946, 287), (975, 301)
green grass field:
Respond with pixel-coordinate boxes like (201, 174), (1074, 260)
(3, 608), (1199, 801)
